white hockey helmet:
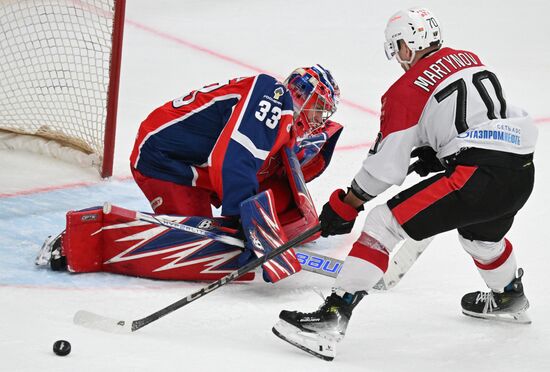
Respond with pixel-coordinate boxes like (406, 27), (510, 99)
(384, 7), (442, 64)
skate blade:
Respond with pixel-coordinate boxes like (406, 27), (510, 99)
(272, 320), (336, 361)
(462, 309), (532, 324)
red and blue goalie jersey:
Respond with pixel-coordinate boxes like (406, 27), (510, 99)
(130, 74), (295, 216)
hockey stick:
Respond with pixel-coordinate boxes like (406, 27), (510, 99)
(103, 195), (431, 290)
(294, 163), (427, 287)
(296, 236), (434, 290)
(103, 203), (246, 248)
(73, 225), (321, 333)
(375, 237), (434, 289)
(102, 203), (335, 277)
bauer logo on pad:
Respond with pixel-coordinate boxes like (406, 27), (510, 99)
(81, 213), (99, 222)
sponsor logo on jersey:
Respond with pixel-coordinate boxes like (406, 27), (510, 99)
(458, 128), (521, 145)
(273, 87), (285, 100)
(263, 94), (283, 106)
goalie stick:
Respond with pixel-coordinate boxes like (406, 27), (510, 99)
(73, 224), (320, 333)
(103, 203), (431, 290)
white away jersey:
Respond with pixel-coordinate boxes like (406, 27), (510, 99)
(355, 47), (538, 196)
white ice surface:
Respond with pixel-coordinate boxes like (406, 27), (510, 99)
(1, 1), (550, 371)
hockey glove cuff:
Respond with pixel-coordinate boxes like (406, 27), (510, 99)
(319, 189), (363, 237)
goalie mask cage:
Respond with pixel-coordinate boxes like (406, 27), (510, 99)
(0, 0), (126, 178)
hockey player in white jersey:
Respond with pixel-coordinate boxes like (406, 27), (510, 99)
(272, 7), (537, 361)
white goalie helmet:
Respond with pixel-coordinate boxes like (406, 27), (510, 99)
(384, 7), (443, 64)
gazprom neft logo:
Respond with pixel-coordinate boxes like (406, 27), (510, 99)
(458, 128), (521, 145)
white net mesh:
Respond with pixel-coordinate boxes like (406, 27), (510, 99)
(0, 0), (118, 170)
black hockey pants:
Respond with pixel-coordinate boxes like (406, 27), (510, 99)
(387, 148), (534, 242)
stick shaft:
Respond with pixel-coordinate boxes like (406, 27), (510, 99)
(130, 225), (321, 331)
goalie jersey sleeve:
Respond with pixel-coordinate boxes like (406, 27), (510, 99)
(354, 47), (538, 196)
(130, 74), (294, 216)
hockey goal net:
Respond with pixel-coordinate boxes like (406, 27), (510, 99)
(0, 0), (125, 178)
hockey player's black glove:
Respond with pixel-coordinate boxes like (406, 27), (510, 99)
(410, 146), (445, 177)
(319, 189), (363, 237)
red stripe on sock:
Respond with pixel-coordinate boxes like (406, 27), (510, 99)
(474, 239), (513, 270)
(392, 165), (477, 225)
(349, 240), (389, 272)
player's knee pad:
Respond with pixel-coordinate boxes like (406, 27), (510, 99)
(362, 204), (410, 252)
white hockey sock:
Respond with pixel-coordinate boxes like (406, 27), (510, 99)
(459, 236), (517, 292)
(335, 233), (389, 293)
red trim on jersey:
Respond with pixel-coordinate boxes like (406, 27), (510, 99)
(392, 165), (478, 225)
(380, 48), (484, 139)
(348, 238), (389, 272)
(474, 239), (513, 270)
(208, 77), (257, 200)
(208, 76), (293, 201)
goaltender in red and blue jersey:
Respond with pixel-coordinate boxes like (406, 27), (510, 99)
(130, 74), (296, 218)
(37, 65), (344, 284)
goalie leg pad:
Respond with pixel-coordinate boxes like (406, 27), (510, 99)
(64, 207), (254, 281)
(240, 189), (301, 283)
(65, 207), (105, 272)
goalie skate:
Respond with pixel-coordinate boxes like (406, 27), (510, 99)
(461, 268), (531, 324)
(35, 233), (67, 271)
(272, 319), (337, 361)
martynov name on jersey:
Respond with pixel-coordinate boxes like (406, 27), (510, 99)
(413, 52), (479, 92)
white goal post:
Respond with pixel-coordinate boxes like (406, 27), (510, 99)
(0, 0), (126, 178)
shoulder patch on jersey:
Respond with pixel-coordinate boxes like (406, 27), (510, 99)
(274, 87), (285, 100)
(255, 74), (289, 107)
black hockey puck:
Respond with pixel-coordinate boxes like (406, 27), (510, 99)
(53, 340), (71, 356)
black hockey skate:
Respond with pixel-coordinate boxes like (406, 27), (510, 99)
(35, 233), (67, 271)
(272, 291), (365, 361)
(461, 268), (530, 324)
